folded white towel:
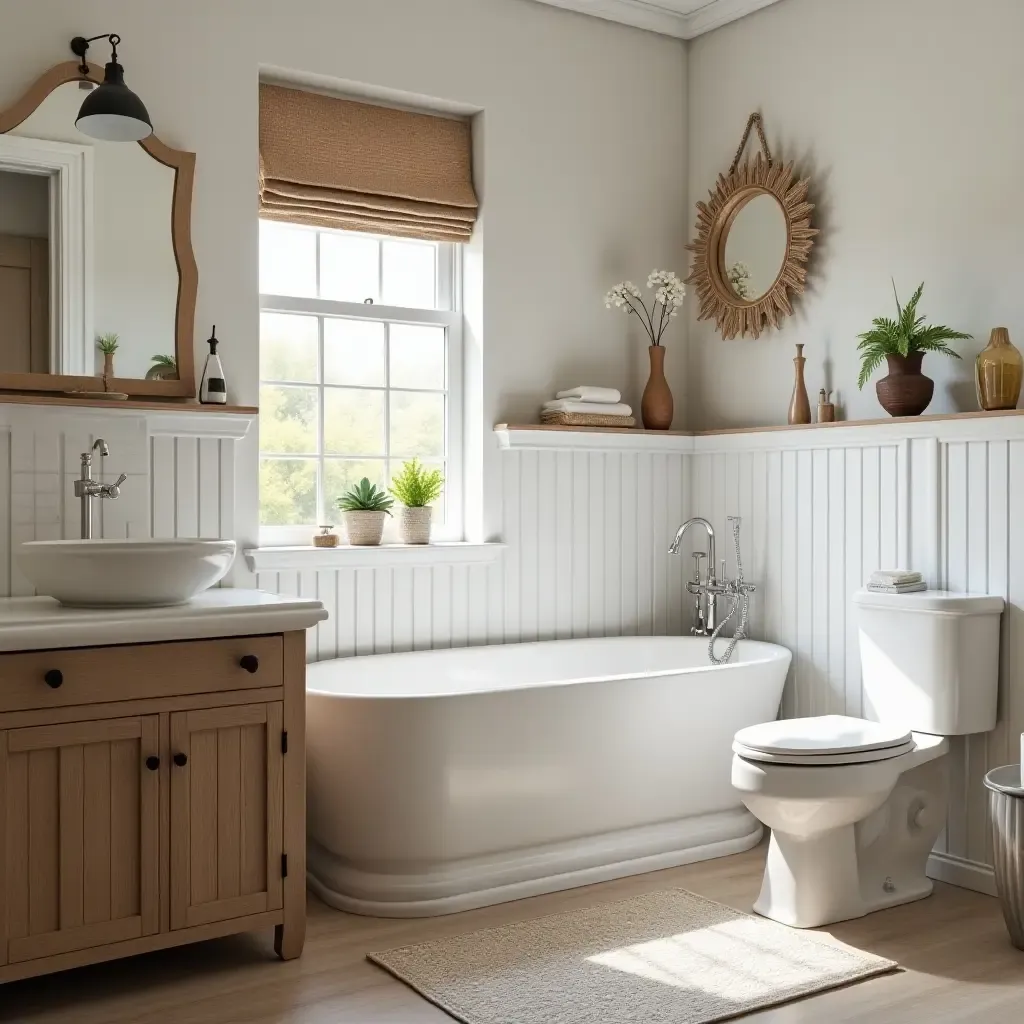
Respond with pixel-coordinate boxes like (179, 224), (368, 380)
(542, 399), (633, 416)
(869, 570), (922, 587)
(555, 386), (622, 404)
(867, 582), (927, 594)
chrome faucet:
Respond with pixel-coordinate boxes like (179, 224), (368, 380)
(670, 515), (757, 664)
(669, 517), (717, 635)
(74, 439), (126, 539)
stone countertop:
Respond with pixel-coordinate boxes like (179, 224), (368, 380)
(0, 590), (327, 652)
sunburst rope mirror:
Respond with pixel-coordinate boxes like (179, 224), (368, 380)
(687, 113), (817, 340)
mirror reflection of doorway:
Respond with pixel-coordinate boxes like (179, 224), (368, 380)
(0, 233), (49, 374)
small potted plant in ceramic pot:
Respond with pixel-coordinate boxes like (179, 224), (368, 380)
(146, 354), (178, 381)
(857, 281), (971, 417)
(390, 459), (444, 545)
(335, 478), (394, 546)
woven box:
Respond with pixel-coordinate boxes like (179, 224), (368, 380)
(541, 411), (636, 428)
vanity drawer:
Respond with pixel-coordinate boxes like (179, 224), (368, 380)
(0, 635), (283, 712)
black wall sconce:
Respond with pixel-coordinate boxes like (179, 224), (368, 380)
(70, 33), (152, 142)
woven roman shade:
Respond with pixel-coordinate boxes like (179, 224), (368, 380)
(258, 83), (477, 243)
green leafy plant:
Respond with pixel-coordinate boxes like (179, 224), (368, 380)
(96, 332), (120, 355)
(150, 354), (176, 369)
(335, 478), (394, 515)
(389, 459), (444, 508)
(856, 281), (969, 390)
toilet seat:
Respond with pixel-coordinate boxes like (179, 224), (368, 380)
(733, 715), (915, 766)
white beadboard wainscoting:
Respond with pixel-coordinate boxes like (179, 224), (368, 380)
(254, 443), (692, 662)
(254, 411), (1024, 896)
(0, 403), (252, 596)
(688, 416), (1024, 896)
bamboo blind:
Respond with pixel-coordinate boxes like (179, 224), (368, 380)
(259, 83), (478, 242)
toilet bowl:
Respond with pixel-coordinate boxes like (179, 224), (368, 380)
(733, 590), (1003, 929)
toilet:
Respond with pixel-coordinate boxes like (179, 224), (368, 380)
(732, 589), (1004, 928)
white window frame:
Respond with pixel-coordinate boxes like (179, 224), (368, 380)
(258, 225), (463, 547)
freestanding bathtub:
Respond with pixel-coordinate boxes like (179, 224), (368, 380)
(306, 636), (791, 917)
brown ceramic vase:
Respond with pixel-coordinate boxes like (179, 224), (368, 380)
(876, 352), (934, 417)
(641, 345), (673, 430)
(976, 327), (1023, 411)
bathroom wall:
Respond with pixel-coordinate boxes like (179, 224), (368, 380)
(686, 0), (1024, 429)
(0, 0), (688, 554)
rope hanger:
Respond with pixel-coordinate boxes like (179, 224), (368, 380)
(729, 112), (773, 175)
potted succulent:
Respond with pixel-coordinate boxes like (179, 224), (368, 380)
(857, 282), (971, 417)
(335, 478), (394, 546)
(97, 333), (119, 384)
(390, 459), (444, 544)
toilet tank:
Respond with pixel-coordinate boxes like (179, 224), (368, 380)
(854, 589), (1004, 735)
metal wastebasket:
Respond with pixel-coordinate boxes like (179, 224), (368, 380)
(984, 764), (1024, 950)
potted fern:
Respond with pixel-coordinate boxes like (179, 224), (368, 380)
(390, 459), (444, 544)
(334, 478), (394, 546)
(857, 281), (970, 416)
(146, 354), (178, 381)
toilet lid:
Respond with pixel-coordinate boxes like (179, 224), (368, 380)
(734, 715), (913, 758)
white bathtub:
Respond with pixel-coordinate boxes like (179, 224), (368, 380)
(306, 635), (790, 917)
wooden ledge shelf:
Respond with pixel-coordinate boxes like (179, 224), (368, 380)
(496, 408), (1024, 453)
(0, 393), (258, 414)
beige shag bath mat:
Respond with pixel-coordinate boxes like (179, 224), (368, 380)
(368, 888), (898, 1024)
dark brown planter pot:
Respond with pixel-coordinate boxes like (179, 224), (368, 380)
(875, 352), (934, 417)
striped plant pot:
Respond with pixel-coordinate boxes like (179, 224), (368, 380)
(399, 506), (433, 545)
(343, 510), (386, 546)
(986, 765), (1024, 950)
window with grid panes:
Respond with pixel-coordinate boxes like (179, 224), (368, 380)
(258, 221), (462, 544)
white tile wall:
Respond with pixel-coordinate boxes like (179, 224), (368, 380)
(0, 405), (248, 596)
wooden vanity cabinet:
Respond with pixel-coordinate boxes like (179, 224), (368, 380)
(0, 630), (307, 984)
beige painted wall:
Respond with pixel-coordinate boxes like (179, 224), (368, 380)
(687, 0), (1022, 429)
(0, 0), (687, 547)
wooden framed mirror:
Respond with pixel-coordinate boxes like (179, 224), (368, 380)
(687, 113), (816, 340)
(0, 61), (197, 398)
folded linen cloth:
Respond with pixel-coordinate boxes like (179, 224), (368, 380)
(869, 570), (922, 587)
(867, 582), (928, 594)
(555, 386), (621, 404)
(542, 399), (633, 416)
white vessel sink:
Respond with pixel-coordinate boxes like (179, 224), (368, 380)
(17, 539), (237, 608)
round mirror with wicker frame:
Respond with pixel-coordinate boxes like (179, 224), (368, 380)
(687, 114), (817, 340)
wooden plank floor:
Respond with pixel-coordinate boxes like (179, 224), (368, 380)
(1, 845), (1021, 1023)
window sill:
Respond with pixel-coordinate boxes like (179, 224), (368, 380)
(244, 542), (505, 572)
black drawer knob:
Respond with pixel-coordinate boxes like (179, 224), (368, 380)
(44, 669), (63, 689)
(239, 655), (259, 674)
(145, 756), (160, 771)
(173, 752), (188, 767)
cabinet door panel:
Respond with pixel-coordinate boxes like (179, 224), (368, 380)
(0, 716), (160, 965)
(170, 703), (283, 930)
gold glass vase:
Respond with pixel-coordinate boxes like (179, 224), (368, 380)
(976, 327), (1023, 411)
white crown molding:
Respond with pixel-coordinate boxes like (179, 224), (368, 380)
(527, 0), (784, 39)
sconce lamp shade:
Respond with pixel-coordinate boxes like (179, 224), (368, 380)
(76, 59), (152, 142)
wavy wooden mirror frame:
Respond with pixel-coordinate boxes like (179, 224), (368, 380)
(687, 113), (816, 340)
(0, 60), (197, 398)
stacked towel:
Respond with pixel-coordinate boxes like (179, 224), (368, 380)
(543, 399), (633, 417)
(866, 570), (926, 595)
(541, 386), (635, 427)
(556, 386), (622, 403)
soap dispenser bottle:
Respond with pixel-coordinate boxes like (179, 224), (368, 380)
(199, 326), (227, 405)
